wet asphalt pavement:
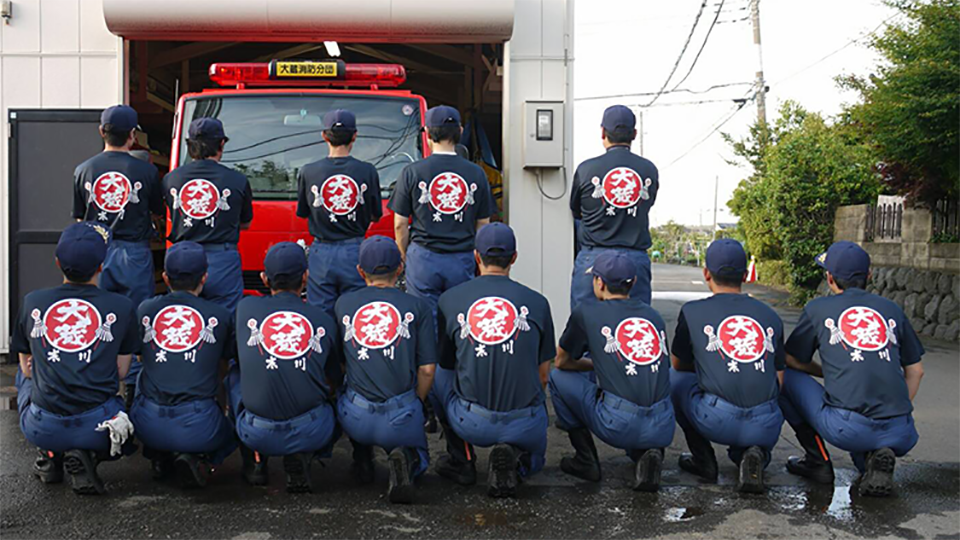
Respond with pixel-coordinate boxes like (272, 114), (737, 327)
(2, 264), (958, 539)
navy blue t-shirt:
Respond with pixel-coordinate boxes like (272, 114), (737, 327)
(235, 292), (341, 420)
(786, 288), (923, 419)
(72, 151), (163, 242)
(437, 275), (555, 412)
(137, 291), (236, 406)
(672, 293), (785, 408)
(296, 156), (383, 242)
(163, 159), (254, 245)
(335, 286), (435, 402)
(559, 298), (671, 407)
(10, 284), (139, 415)
(570, 146), (659, 251)
(388, 154), (494, 253)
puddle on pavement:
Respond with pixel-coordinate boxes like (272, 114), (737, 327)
(457, 510), (535, 528)
(663, 506), (705, 523)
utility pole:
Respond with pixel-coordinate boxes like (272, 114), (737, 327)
(750, 0), (767, 126)
(712, 175), (719, 239)
(638, 111), (644, 155)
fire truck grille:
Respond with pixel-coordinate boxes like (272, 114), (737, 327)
(242, 271), (270, 295)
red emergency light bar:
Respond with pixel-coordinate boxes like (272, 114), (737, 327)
(209, 60), (407, 88)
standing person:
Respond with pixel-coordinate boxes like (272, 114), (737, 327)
(550, 251), (675, 492)
(569, 105), (658, 311)
(296, 109), (382, 315)
(130, 242), (237, 488)
(11, 222), (139, 495)
(388, 105), (494, 321)
(670, 239), (785, 494)
(780, 242), (924, 497)
(163, 118), (253, 313)
(73, 105), (163, 405)
(335, 236), (436, 504)
(432, 223), (555, 498)
(228, 243), (341, 493)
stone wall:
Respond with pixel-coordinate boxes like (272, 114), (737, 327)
(867, 267), (960, 341)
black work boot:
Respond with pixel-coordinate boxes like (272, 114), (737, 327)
(123, 383), (136, 412)
(737, 446), (765, 494)
(786, 424), (835, 485)
(633, 449), (664, 492)
(173, 453), (208, 488)
(63, 449), (106, 495)
(436, 454), (477, 486)
(240, 445), (269, 486)
(283, 453), (314, 493)
(387, 447), (418, 504)
(678, 430), (719, 483)
(560, 428), (601, 482)
(351, 441), (375, 484)
(859, 447), (896, 497)
(423, 399), (439, 434)
(487, 444), (519, 498)
(34, 449), (63, 484)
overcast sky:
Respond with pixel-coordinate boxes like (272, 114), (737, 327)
(573, 0), (897, 227)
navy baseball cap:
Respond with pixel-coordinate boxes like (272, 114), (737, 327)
(101, 105), (139, 132)
(56, 222), (110, 276)
(264, 242), (308, 280)
(476, 222), (517, 257)
(601, 105), (636, 132)
(358, 236), (402, 274)
(706, 238), (747, 278)
(164, 242), (208, 281)
(816, 241), (870, 281)
(425, 105), (461, 128)
(589, 251), (638, 289)
(323, 109), (357, 132)
(188, 118), (227, 141)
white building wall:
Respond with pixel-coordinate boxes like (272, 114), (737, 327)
(0, 0), (122, 353)
(504, 0), (575, 332)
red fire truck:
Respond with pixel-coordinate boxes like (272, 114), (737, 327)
(169, 60), (429, 294)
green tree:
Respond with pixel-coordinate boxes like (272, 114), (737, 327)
(842, 0), (960, 205)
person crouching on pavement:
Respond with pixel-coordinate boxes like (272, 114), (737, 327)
(670, 239), (785, 493)
(780, 241), (924, 497)
(335, 236), (436, 504)
(11, 222), (139, 495)
(227, 242), (342, 493)
(550, 251), (675, 492)
(130, 242), (238, 488)
(431, 223), (556, 498)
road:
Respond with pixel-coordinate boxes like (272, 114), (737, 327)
(1, 263), (958, 539)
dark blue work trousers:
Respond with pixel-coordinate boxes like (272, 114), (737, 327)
(200, 244), (243, 313)
(129, 395), (237, 465)
(571, 246), (651, 312)
(337, 388), (429, 477)
(307, 238), (365, 317)
(99, 240), (154, 384)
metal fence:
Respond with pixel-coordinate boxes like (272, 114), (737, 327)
(932, 197), (960, 240)
(865, 199), (903, 241)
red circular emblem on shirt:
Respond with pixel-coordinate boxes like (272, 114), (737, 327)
(429, 172), (470, 214)
(43, 299), (102, 353)
(614, 317), (663, 365)
(838, 306), (889, 351)
(352, 301), (402, 349)
(260, 311), (314, 360)
(152, 305), (205, 353)
(92, 172), (132, 213)
(179, 179), (221, 220)
(467, 297), (519, 345)
(602, 167), (643, 209)
(320, 175), (361, 216)
(717, 315), (766, 363)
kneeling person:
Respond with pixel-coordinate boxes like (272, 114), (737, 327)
(11, 222), (139, 495)
(670, 239), (785, 493)
(433, 223), (555, 498)
(780, 242), (924, 497)
(551, 251), (674, 492)
(335, 236), (436, 504)
(229, 243), (341, 493)
(131, 242), (237, 487)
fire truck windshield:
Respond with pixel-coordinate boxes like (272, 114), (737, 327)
(178, 94), (423, 200)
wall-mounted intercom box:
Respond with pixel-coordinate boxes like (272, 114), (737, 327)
(522, 100), (564, 168)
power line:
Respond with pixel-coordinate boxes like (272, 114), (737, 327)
(666, 89), (757, 167)
(575, 81), (752, 102)
(669, 0), (727, 91)
(640, 0), (710, 107)
(627, 97), (740, 109)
